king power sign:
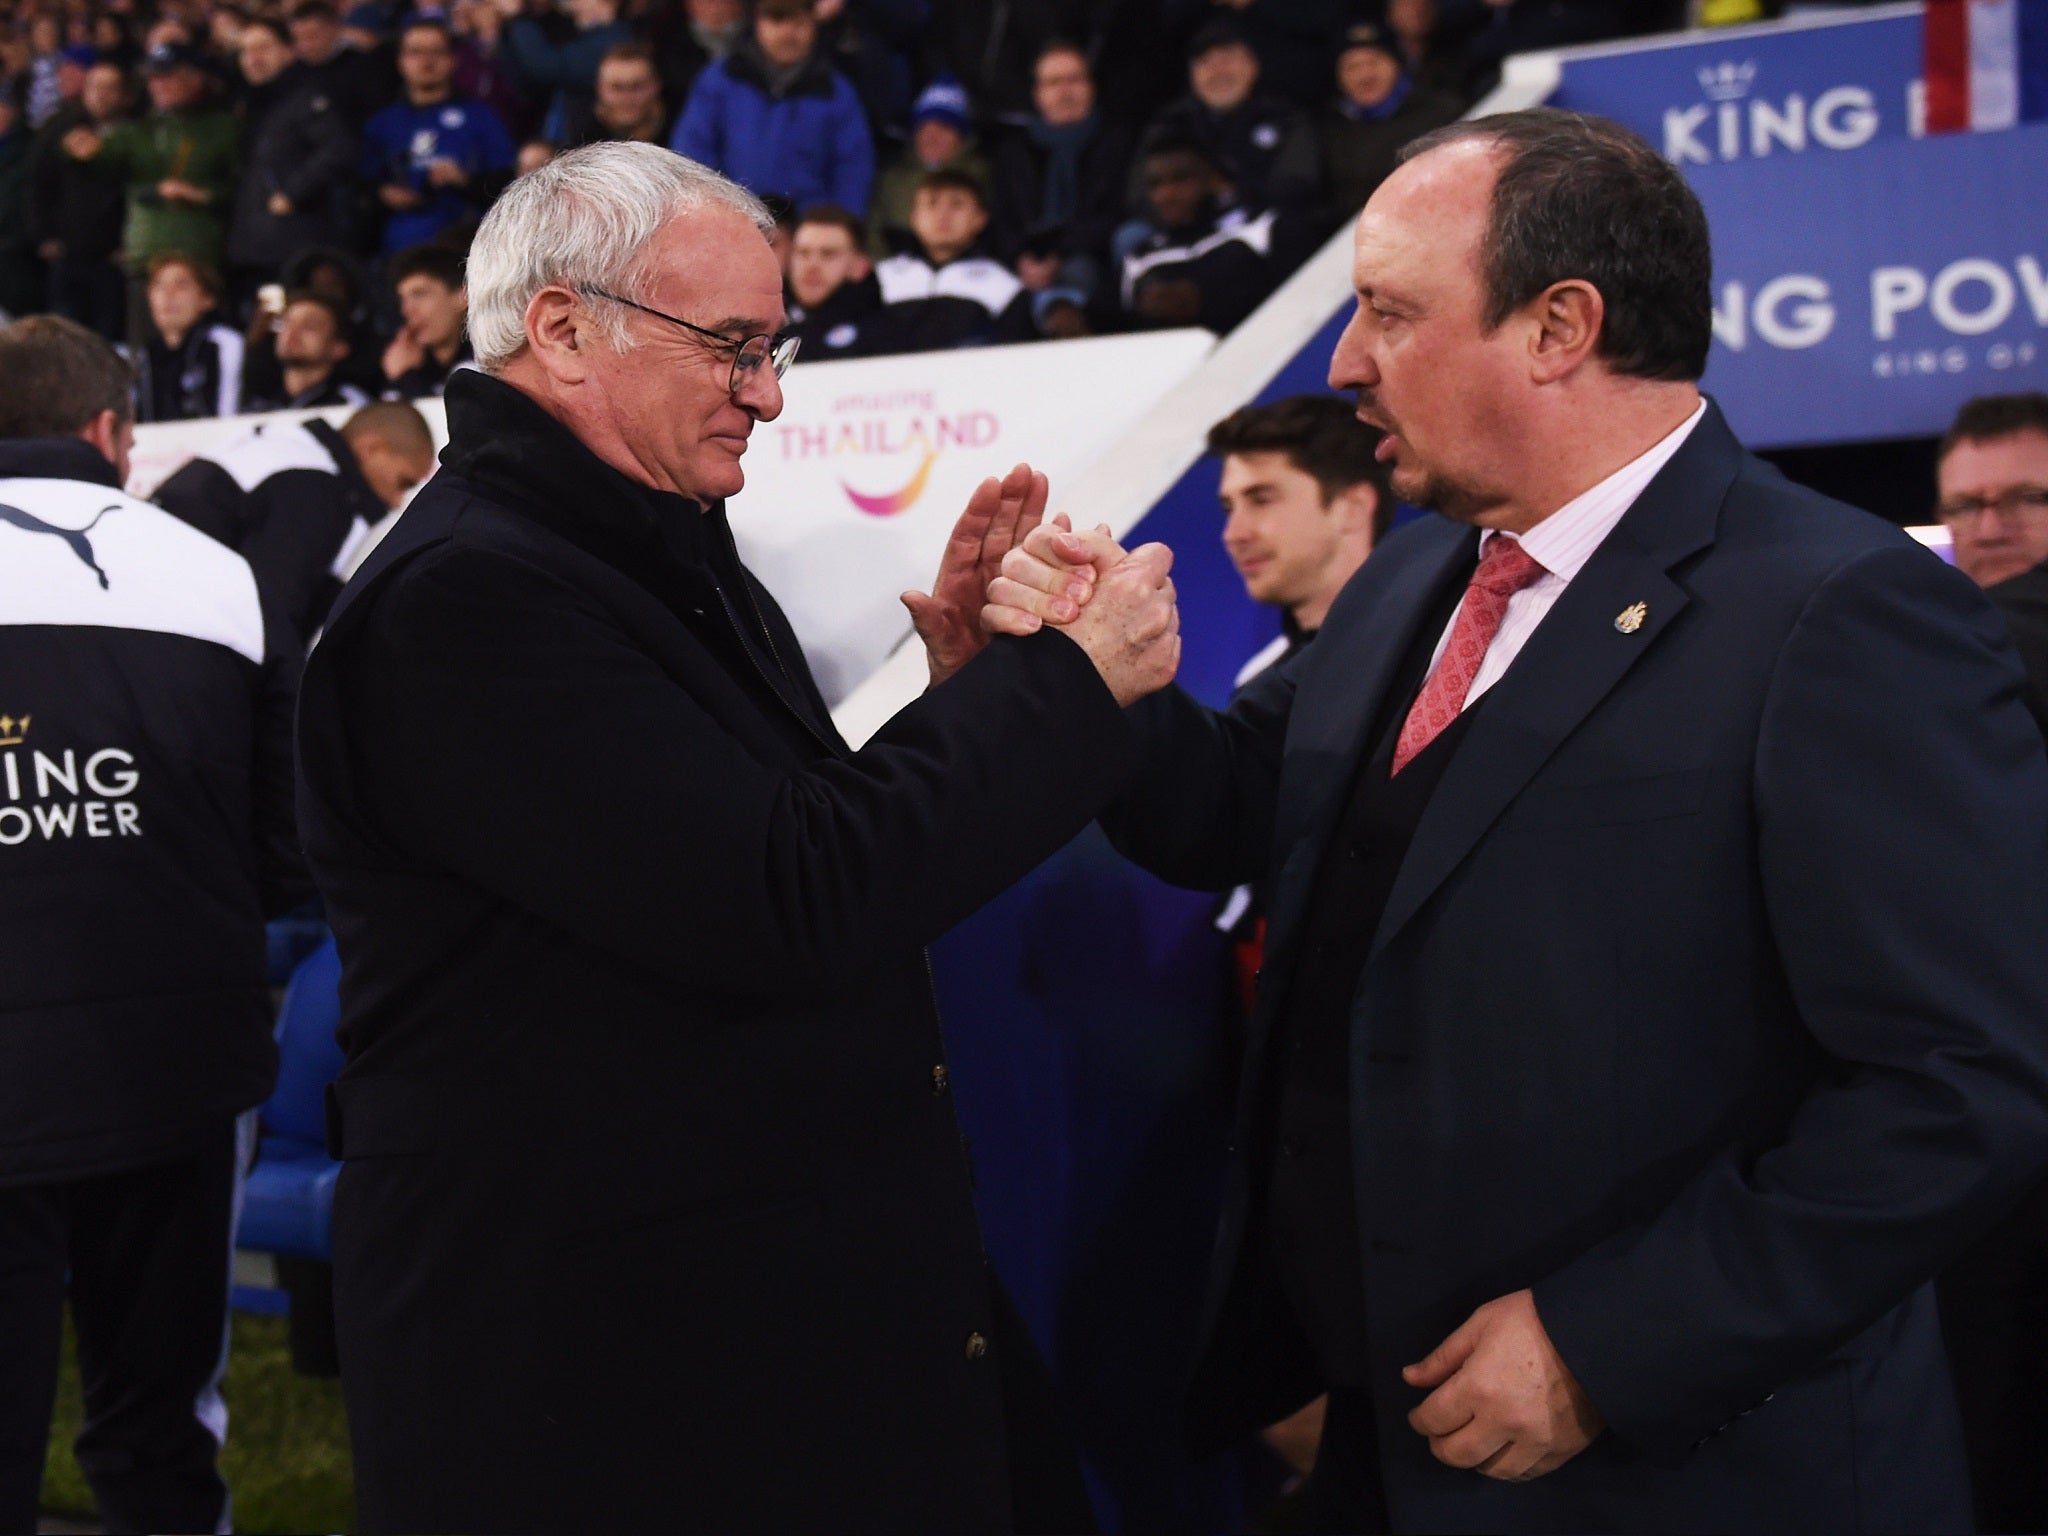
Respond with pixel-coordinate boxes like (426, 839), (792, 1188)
(1546, 6), (2048, 447)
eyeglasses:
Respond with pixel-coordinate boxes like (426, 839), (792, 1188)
(581, 287), (799, 395)
(1937, 486), (2048, 523)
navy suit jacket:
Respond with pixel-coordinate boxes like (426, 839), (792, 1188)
(1102, 403), (2048, 1532)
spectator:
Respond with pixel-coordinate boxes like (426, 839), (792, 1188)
(921, 0), (1088, 124)
(380, 242), (472, 397)
(91, 14), (140, 74)
(638, 0), (747, 115)
(0, 81), (39, 320)
(241, 290), (369, 411)
(34, 41), (95, 130)
(21, 16), (70, 128)
(1930, 391), (2048, 1535)
(1138, 20), (1320, 220)
(867, 72), (987, 257)
(1159, 0), (1349, 111)
(362, 18), (515, 256)
(1316, 20), (1463, 227)
(556, 39), (671, 146)
(1118, 133), (1281, 335)
(987, 41), (1132, 289)
(813, 0), (929, 146)
(226, 17), (356, 308)
(288, 0), (391, 130)
(670, 0), (874, 216)
(873, 167), (1033, 352)
(501, 0), (633, 142)
(447, 0), (541, 143)
(27, 60), (130, 339)
(787, 201), (881, 358)
(62, 41), (240, 284)
(0, 312), (303, 1536)
(155, 398), (435, 639)
(280, 243), (381, 384)
(1386, 0), (1469, 98)
(134, 251), (244, 420)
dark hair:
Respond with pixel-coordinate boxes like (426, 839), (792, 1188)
(1399, 107), (1713, 382)
(0, 315), (135, 437)
(1207, 394), (1395, 541)
(1939, 393), (2048, 463)
(398, 16), (454, 45)
(760, 193), (798, 233)
(282, 288), (348, 334)
(1142, 128), (1224, 176)
(146, 249), (223, 300)
(600, 38), (657, 69)
(390, 243), (465, 291)
(1034, 37), (1088, 72)
(915, 167), (986, 207)
(796, 203), (864, 246)
(243, 16), (291, 47)
(289, 0), (341, 21)
(756, 0), (814, 19)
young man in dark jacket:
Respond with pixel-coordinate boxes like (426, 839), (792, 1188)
(362, 17), (516, 256)
(1117, 134), (1287, 335)
(226, 18), (357, 304)
(987, 40), (1131, 280)
(872, 169), (1034, 353)
(295, 139), (1178, 1536)
(0, 314), (304, 1536)
(132, 252), (245, 420)
(786, 202), (885, 359)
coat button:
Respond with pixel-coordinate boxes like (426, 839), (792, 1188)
(965, 1332), (989, 1360)
(931, 1064), (949, 1095)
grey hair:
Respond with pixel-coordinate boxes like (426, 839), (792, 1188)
(466, 142), (774, 374)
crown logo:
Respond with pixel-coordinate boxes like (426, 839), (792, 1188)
(0, 714), (28, 747)
(1697, 60), (1757, 102)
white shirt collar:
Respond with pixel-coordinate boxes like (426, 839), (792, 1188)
(1483, 399), (1708, 581)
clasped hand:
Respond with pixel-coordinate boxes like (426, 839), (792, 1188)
(1403, 1289), (1603, 1482)
(901, 469), (1181, 705)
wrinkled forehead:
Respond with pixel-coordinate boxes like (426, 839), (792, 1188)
(639, 207), (786, 328)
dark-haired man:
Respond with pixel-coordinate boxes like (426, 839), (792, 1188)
(362, 18), (515, 256)
(787, 202), (881, 359)
(1138, 21), (1320, 221)
(226, 17), (356, 305)
(1119, 134), (1285, 334)
(380, 243), (472, 397)
(989, 107), (2048, 1532)
(242, 291), (368, 413)
(0, 313), (303, 1536)
(156, 398), (433, 641)
(134, 252), (243, 420)
(1932, 390), (2048, 1535)
(873, 169), (1032, 352)
(556, 40), (672, 147)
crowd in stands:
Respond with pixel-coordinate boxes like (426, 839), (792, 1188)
(0, 0), (1693, 421)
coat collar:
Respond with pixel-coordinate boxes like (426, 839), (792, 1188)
(0, 437), (122, 487)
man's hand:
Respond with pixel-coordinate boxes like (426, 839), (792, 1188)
(380, 183), (425, 210)
(985, 519), (1180, 705)
(1404, 1289), (1603, 1482)
(157, 177), (207, 204)
(426, 158), (469, 188)
(901, 462), (1050, 688)
(62, 126), (101, 159)
(382, 327), (426, 382)
(267, 191), (294, 217)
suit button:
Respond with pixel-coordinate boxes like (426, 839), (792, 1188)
(965, 1332), (989, 1360)
(931, 1064), (949, 1095)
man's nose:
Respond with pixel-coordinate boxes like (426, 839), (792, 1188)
(737, 360), (784, 423)
(1328, 314), (1377, 392)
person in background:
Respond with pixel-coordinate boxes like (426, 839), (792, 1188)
(671, 0), (874, 216)
(155, 398), (435, 641)
(500, 0), (632, 142)
(447, 0), (539, 144)
(27, 59), (130, 339)
(811, 0), (928, 147)
(1118, 133), (1284, 335)
(226, 17), (356, 311)
(287, 0), (389, 130)
(1316, 20), (1463, 229)
(639, 0), (747, 115)
(1931, 390), (2048, 1534)
(241, 290), (368, 412)
(556, 39), (671, 146)
(363, 17), (516, 255)
(0, 80), (41, 321)
(867, 72), (986, 257)
(1158, 0), (1350, 111)
(1386, 0), (1468, 98)
(62, 41), (240, 294)
(380, 242), (472, 397)
(34, 41), (95, 130)
(1138, 20), (1320, 223)
(872, 168), (1033, 353)
(134, 251), (243, 420)
(787, 201), (882, 359)
(0, 313), (303, 1536)
(988, 39), (1132, 297)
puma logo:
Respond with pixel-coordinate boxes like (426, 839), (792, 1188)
(0, 502), (120, 589)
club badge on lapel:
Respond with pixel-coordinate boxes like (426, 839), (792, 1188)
(1614, 601), (1648, 635)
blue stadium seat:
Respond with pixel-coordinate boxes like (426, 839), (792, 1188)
(239, 936), (345, 1261)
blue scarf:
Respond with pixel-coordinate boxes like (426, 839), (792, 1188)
(1028, 112), (1097, 228)
(1340, 74), (1411, 123)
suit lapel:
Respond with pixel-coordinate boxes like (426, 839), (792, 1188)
(1368, 402), (1746, 960)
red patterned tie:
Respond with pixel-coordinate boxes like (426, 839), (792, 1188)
(1391, 535), (1546, 776)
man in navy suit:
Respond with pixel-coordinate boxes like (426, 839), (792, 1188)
(989, 109), (2048, 1532)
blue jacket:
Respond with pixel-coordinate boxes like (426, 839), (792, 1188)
(670, 45), (872, 216)
(361, 95), (515, 254)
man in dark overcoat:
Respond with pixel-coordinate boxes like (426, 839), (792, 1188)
(294, 140), (1180, 1535)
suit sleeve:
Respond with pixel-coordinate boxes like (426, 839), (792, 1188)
(343, 546), (1138, 993)
(1533, 544), (2048, 1462)
(1097, 651), (1297, 890)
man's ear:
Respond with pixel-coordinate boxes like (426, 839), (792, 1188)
(77, 408), (131, 484)
(524, 284), (594, 382)
(851, 251), (872, 281)
(1527, 279), (1603, 385)
(1331, 481), (1379, 545)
